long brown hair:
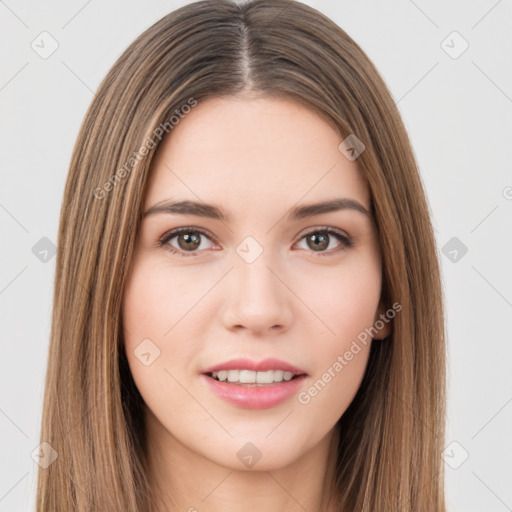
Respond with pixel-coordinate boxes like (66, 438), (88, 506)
(37, 1), (446, 510)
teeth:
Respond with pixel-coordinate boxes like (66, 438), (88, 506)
(210, 369), (297, 384)
(227, 370), (239, 382)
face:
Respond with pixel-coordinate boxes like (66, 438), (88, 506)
(122, 95), (390, 472)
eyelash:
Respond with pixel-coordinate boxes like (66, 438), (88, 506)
(157, 226), (354, 258)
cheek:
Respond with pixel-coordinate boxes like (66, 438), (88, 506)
(121, 261), (191, 403)
(122, 259), (200, 349)
(294, 255), (380, 419)
(122, 267), (165, 349)
(305, 252), (382, 342)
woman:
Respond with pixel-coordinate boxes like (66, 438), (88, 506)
(37, 1), (446, 510)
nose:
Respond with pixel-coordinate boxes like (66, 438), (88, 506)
(221, 251), (294, 336)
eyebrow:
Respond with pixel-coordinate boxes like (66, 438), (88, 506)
(142, 198), (371, 222)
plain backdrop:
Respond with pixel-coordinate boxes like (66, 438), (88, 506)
(1, 1), (511, 510)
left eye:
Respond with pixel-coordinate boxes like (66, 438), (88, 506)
(159, 227), (353, 257)
(295, 229), (353, 256)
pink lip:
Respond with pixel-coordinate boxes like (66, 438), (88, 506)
(200, 358), (308, 410)
(201, 358), (307, 375)
(201, 374), (307, 409)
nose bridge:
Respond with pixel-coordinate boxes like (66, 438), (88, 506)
(223, 235), (293, 331)
(234, 238), (282, 303)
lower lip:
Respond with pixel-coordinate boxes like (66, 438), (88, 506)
(201, 374), (307, 409)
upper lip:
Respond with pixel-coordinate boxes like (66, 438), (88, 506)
(201, 358), (307, 375)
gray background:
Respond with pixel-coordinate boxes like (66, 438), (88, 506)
(1, 0), (511, 510)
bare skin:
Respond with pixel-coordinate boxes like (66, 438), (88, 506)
(122, 93), (390, 512)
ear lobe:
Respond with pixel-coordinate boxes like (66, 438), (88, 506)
(372, 300), (393, 340)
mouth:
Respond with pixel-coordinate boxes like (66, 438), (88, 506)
(204, 369), (304, 386)
(201, 370), (307, 409)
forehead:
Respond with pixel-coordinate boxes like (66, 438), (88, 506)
(144, 96), (370, 215)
